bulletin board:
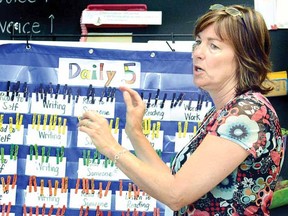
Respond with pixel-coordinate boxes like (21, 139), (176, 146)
(0, 42), (213, 216)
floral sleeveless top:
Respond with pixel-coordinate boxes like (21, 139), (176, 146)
(171, 91), (285, 216)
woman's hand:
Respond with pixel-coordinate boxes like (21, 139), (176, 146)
(119, 86), (146, 137)
(78, 110), (119, 155)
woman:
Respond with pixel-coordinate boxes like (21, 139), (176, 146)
(79, 4), (285, 216)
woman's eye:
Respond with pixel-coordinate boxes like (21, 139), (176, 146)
(210, 43), (219, 49)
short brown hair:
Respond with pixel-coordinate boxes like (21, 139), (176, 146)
(194, 5), (273, 95)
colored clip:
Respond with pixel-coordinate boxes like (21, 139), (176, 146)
(43, 114), (48, 130)
(32, 113), (36, 129)
(54, 180), (59, 196)
(170, 93), (176, 108)
(183, 121), (188, 137)
(43, 89), (47, 104)
(55, 84), (60, 100)
(154, 89), (160, 106)
(106, 87), (112, 102)
(57, 117), (62, 134)
(114, 117), (119, 134)
(0, 114), (4, 129)
(86, 84), (93, 101)
(67, 87), (72, 103)
(49, 82), (53, 98)
(37, 114), (41, 131)
(75, 88), (81, 103)
(178, 121), (182, 138)
(9, 116), (13, 133)
(146, 92), (152, 108)
(104, 181), (111, 196)
(100, 86), (107, 102)
(110, 87), (116, 102)
(62, 84), (68, 100)
(174, 92), (184, 107)
(62, 118), (67, 135)
(6, 81), (10, 97)
(0, 148), (4, 164)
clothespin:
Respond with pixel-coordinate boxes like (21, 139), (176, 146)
(156, 121), (161, 138)
(32, 113), (36, 129)
(98, 182), (103, 198)
(55, 84), (60, 100)
(0, 114), (4, 129)
(183, 121), (188, 137)
(43, 114), (48, 130)
(52, 114), (57, 130)
(154, 89), (160, 106)
(1, 147), (4, 164)
(54, 180), (59, 196)
(75, 178), (80, 194)
(146, 92), (152, 108)
(178, 121), (182, 138)
(36, 114), (41, 131)
(91, 178), (95, 194)
(170, 93), (176, 108)
(60, 146), (64, 163)
(62, 118), (67, 134)
(9, 116), (13, 133)
(57, 117), (62, 134)
(104, 181), (111, 197)
(114, 117), (119, 134)
(119, 179), (123, 196)
(40, 179), (44, 196)
(12, 174), (17, 189)
(45, 147), (51, 163)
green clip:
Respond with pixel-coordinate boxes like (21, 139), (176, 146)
(87, 150), (90, 166)
(97, 151), (101, 164)
(29, 145), (34, 160)
(34, 144), (38, 160)
(41, 146), (45, 163)
(10, 144), (14, 160)
(60, 146), (64, 162)
(46, 147), (51, 163)
(93, 151), (97, 163)
(56, 148), (60, 164)
(14, 145), (19, 160)
(83, 150), (86, 166)
(1, 147), (4, 164)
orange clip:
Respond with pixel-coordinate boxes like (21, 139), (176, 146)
(48, 180), (52, 196)
(54, 180), (59, 196)
(75, 178), (80, 194)
(104, 181), (111, 197)
(119, 179), (123, 196)
(98, 182), (103, 198)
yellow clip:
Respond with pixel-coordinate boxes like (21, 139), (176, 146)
(156, 121), (161, 138)
(43, 114), (48, 130)
(62, 118), (67, 135)
(109, 119), (113, 131)
(9, 116), (13, 133)
(58, 117), (62, 134)
(151, 123), (156, 140)
(32, 113), (36, 129)
(178, 121), (182, 138)
(52, 114), (57, 130)
(114, 117), (119, 134)
(183, 121), (188, 137)
(36, 114), (41, 131)
(193, 125), (197, 134)
(48, 114), (53, 131)
(16, 113), (23, 131)
(0, 114), (4, 129)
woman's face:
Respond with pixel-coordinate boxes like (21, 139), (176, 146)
(192, 24), (238, 94)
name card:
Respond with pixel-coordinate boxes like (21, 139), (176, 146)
(73, 96), (115, 118)
(0, 156), (17, 175)
(27, 124), (68, 147)
(78, 159), (128, 180)
(0, 185), (17, 205)
(25, 187), (68, 208)
(25, 156), (66, 178)
(144, 100), (212, 122)
(69, 189), (112, 210)
(115, 191), (156, 211)
(0, 91), (30, 113)
(77, 130), (119, 148)
(121, 129), (164, 151)
(0, 124), (24, 144)
(30, 93), (73, 116)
